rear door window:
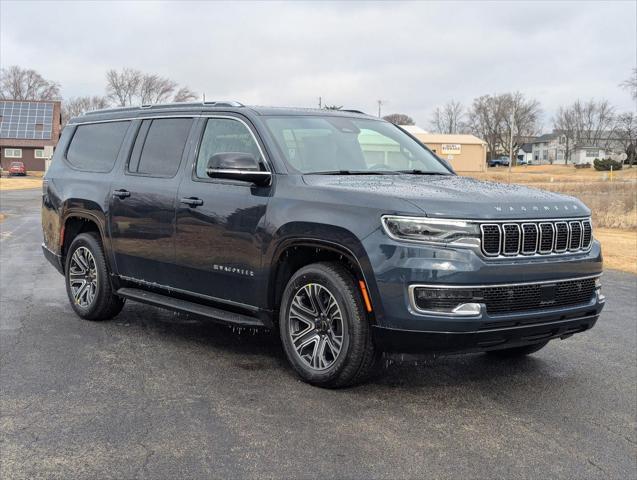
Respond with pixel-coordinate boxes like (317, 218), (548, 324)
(66, 121), (130, 172)
(129, 118), (193, 177)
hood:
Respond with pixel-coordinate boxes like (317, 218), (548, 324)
(302, 174), (590, 220)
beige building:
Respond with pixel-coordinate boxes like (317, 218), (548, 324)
(401, 126), (487, 172)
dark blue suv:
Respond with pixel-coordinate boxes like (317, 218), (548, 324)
(42, 102), (604, 387)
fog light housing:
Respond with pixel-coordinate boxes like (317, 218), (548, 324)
(411, 287), (483, 316)
(595, 278), (605, 303)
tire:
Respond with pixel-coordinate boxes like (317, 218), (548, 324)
(486, 340), (549, 358)
(279, 262), (378, 388)
(65, 232), (124, 321)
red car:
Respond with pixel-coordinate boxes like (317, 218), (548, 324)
(8, 161), (26, 176)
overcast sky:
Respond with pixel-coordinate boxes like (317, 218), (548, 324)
(2, 0), (635, 129)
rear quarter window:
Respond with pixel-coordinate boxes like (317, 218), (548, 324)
(66, 121), (130, 172)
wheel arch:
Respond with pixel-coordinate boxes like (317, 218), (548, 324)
(266, 229), (380, 325)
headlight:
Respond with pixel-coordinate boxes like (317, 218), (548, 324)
(381, 215), (480, 245)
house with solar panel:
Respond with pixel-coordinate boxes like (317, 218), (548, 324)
(0, 99), (62, 172)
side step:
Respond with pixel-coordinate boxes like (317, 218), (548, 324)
(116, 287), (265, 328)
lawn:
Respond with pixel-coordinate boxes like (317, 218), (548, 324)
(0, 175), (43, 191)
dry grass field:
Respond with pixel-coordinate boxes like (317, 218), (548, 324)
(0, 175), (43, 191)
(462, 165), (637, 273)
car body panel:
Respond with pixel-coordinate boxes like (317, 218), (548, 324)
(42, 103), (605, 354)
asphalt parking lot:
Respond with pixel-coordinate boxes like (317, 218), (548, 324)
(1, 188), (636, 479)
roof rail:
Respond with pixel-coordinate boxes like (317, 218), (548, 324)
(202, 100), (244, 107)
(83, 100), (245, 116)
(341, 109), (367, 115)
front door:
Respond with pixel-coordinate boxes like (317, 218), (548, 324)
(174, 116), (271, 309)
(109, 117), (195, 285)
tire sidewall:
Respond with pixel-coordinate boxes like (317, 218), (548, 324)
(279, 265), (364, 385)
(65, 233), (108, 319)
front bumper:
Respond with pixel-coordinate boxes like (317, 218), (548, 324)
(362, 231), (604, 352)
(373, 312), (599, 354)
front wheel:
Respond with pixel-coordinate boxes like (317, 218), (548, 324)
(279, 262), (378, 388)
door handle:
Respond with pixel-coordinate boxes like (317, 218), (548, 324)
(112, 189), (131, 199)
(180, 197), (204, 207)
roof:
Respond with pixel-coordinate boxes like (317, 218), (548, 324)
(532, 133), (560, 143)
(399, 125), (428, 135)
(0, 99), (60, 141)
(410, 133), (486, 145)
(520, 143), (533, 153)
(74, 101), (374, 124)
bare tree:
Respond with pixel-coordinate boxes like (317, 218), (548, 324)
(553, 99), (616, 163)
(616, 112), (636, 166)
(0, 65), (60, 100)
(62, 96), (110, 125)
(430, 100), (465, 134)
(382, 113), (415, 125)
(173, 86), (198, 102)
(467, 94), (508, 160)
(139, 74), (177, 104)
(466, 93), (540, 162)
(106, 68), (197, 106)
(499, 92), (542, 160)
(106, 68), (142, 106)
(620, 67), (637, 100)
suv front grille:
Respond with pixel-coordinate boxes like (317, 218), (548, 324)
(412, 277), (597, 315)
(480, 219), (592, 257)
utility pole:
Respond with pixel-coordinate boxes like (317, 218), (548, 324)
(318, 96), (322, 109)
(377, 99), (384, 118)
(508, 109), (515, 177)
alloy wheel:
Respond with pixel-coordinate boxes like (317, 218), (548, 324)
(68, 246), (98, 308)
(288, 283), (345, 371)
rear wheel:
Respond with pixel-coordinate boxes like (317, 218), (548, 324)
(279, 262), (378, 388)
(486, 341), (549, 358)
(65, 232), (124, 321)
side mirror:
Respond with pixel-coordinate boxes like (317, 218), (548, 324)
(206, 152), (271, 186)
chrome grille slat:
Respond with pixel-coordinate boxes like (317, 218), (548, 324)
(479, 218), (592, 258)
(502, 224), (521, 255)
(554, 222), (569, 253)
(521, 223), (539, 254)
(582, 220), (592, 248)
(569, 221), (583, 251)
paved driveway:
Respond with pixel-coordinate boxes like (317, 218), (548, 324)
(1, 189), (636, 479)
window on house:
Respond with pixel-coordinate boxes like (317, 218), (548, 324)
(34, 149), (46, 159)
(4, 148), (22, 158)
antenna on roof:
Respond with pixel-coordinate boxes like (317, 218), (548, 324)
(203, 92), (205, 102)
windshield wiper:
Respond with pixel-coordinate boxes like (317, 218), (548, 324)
(397, 169), (451, 175)
(306, 170), (398, 175)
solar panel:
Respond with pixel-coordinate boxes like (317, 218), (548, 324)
(0, 101), (54, 140)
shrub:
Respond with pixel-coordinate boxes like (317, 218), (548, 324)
(574, 163), (592, 169)
(593, 158), (623, 171)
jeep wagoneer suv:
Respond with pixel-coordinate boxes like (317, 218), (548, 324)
(42, 102), (604, 387)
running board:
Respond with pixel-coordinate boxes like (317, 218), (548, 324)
(116, 287), (265, 327)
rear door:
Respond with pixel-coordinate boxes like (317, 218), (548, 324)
(109, 117), (196, 286)
(173, 116), (271, 308)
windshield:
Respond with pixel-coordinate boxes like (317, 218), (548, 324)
(264, 116), (451, 175)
